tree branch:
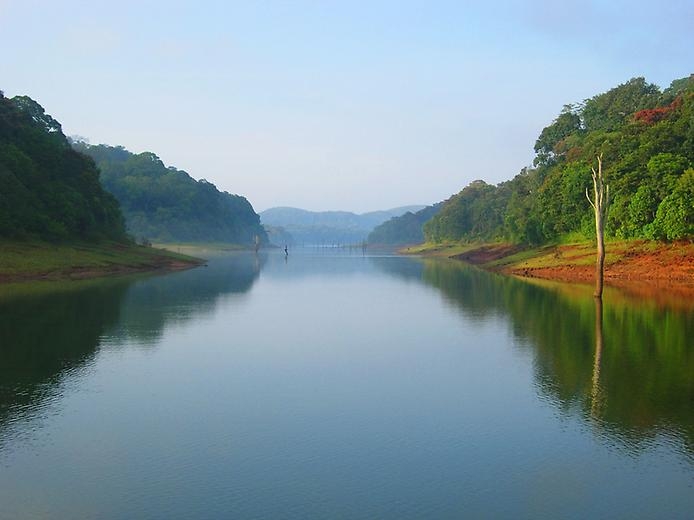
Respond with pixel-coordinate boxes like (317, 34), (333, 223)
(585, 187), (596, 210)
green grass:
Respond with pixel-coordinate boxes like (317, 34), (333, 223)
(152, 242), (248, 258)
(0, 240), (202, 282)
(399, 242), (480, 257)
(153, 241), (248, 251)
(483, 246), (551, 269)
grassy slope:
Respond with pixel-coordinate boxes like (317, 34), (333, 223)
(401, 242), (480, 257)
(0, 241), (203, 283)
(152, 242), (248, 255)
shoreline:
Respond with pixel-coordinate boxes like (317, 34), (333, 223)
(0, 241), (205, 285)
(403, 240), (694, 297)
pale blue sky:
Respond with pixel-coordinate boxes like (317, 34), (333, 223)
(1, 1), (692, 212)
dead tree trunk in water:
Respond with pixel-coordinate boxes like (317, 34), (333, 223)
(586, 154), (609, 299)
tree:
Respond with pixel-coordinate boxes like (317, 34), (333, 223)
(72, 142), (267, 245)
(582, 77), (660, 132)
(648, 169), (694, 240)
(0, 95), (126, 241)
(418, 73), (694, 248)
(585, 154), (609, 298)
(534, 105), (583, 166)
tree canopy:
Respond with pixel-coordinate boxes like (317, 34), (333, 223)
(367, 203), (442, 246)
(72, 142), (267, 245)
(0, 94), (126, 241)
(423, 74), (694, 244)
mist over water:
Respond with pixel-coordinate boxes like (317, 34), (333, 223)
(1, 250), (693, 518)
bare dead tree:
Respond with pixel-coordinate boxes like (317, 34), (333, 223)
(585, 154), (609, 299)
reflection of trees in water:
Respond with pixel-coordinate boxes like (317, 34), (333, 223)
(414, 259), (694, 456)
(106, 252), (264, 345)
(367, 256), (425, 283)
(0, 252), (263, 441)
(0, 281), (130, 440)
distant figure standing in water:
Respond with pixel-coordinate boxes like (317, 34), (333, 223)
(284, 245), (288, 256)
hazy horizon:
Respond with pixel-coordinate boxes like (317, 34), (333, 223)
(258, 204), (428, 215)
(2, 1), (692, 213)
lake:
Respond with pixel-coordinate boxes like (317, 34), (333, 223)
(1, 249), (693, 519)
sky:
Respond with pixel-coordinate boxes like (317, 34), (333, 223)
(1, 1), (692, 213)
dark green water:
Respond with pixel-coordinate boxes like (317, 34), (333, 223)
(1, 250), (693, 519)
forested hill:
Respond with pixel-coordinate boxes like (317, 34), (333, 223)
(72, 142), (267, 245)
(424, 74), (694, 244)
(260, 205), (425, 245)
(0, 93), (126, 241)
(368, 203), (442, 246)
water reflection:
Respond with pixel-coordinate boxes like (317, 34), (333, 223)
(0, 252), (263, 441)
(6, 252), (692, 459)
(368, 255), (426, 283)
(1, 251), (693, 517)
(590, 298), (605, 421)
(261, 247), (375, 280)
(0, 280), (130, 439)
(377, 258), (694, 457)
(106, 252), (265, 345)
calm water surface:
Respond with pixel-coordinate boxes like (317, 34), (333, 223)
(1, 250), (693, 519)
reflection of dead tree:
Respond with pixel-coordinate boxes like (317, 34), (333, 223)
(586, 154), (609, 299)
(590, 298), (605, 420)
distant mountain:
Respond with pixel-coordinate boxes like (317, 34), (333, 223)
(0, 93), (126, 241)
(264, 225), (294, 248)
(260, 205), (426, 245)
(72, 142), (267, 245)
(368, 203), (443, 246)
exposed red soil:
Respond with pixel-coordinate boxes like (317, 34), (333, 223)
(454, 241), (694, 302)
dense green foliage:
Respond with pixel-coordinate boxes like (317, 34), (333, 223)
(424, 75), (694, 244)
(0, 93), (126, 241)
(367, 203), (442, 245)
(72, 142), (267, 245)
